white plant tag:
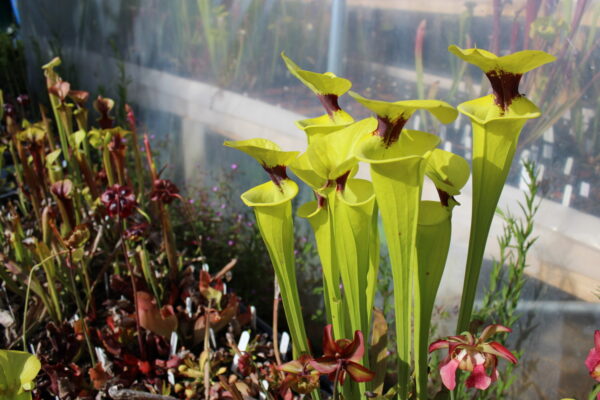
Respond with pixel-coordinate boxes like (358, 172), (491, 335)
(542, 144), (553, 159)
(210, 328), (217, 349)
(562, 184), (573, 207)
(250, 306), (257, 330)
(232, 330), (251, 370)
(185, 297), (193, 318)
(202, 263), (210, 272)
(543, 126), (554, 143)
(167, 370), (175, 385)
(580, 181), (590, 198)
(519, 166), (530, 191)
(95, 347), (107, 368)
(564, 157), (573, 175)
(538, 164), (545, 182)
(280, 331), (290, 359)
(444, 141), (452, 152)
(170, 332), (178, 356)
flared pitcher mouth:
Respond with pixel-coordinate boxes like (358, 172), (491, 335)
(296, 112), (354, 140)
(241, 179), (299, 208)
(337, 178), (376, 206)
(457, 95), (541, 126)
(418, 201), (451, 226)
(297, 200), (325, 219)
(354, 129), (441, 164)
(425, 149), (470, 197)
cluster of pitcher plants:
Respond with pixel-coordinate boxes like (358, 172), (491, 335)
(226, 46), (556, 399)
(0, 56), (323, 399)
(7, 41), (598, 400)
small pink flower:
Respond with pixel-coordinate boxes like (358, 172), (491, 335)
(231, 163), (238, 170)
(227, 240), (235, 246)
(585, 330), (600, 382)
(429, 324), (517, 391)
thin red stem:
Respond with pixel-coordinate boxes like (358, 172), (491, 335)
(120, 219), (147, 360)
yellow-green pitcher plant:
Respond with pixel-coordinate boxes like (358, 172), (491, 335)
(292, 119), (380, 399)
(350, 91), (457, 399)
(281, 53), (379, 397)
(281, 52), (354, 140)
(414, 149), (470, 399)
(222, 138), (310, 357)
(222, 48), (553, 399)
(448, 46), (555, 334)
(0, 350), (41, 400)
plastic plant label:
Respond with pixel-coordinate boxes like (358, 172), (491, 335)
(232, 330), (251, 369)
(170, 332), (178, 356)
(580, 181), (590, 198)
(544, 126), (554, 143)
(564, 157), (573, 175)
(280, 331), (290, 358)
(562, 184), (573, 207)
(250, 306), (257, 330)
(543, 143), (553, 159)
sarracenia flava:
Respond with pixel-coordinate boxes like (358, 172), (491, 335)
(448, 46), (555, 334)
(225, 46), (551, 399)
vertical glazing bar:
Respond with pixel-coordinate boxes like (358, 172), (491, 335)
(327, 0), (346, 75)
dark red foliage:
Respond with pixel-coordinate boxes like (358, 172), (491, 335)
(309, 325), (375, 385)
(101, 184), (137, 219)
(123, 222), (149, 241)
(94, 96), (114, 129)
(150, 179), (181, 204)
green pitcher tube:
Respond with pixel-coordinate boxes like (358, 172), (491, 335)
(448, 46), (555, 334)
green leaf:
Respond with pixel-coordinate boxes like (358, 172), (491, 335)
(355, 128), (440, 399)
(73, 130), (87, 149)
(448, 45), (556, 75)
(455, 94), (542, 334)
(334, 178), (378, 340)
(0, 350), (41, 397)
(45, 149), (62, 167)
(413, 201), (452, 399)
(297, 200), (345, 339)
(223, 138), (299, 168)
(281, 52), (352, 96)
(246, 180), (309, 357)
